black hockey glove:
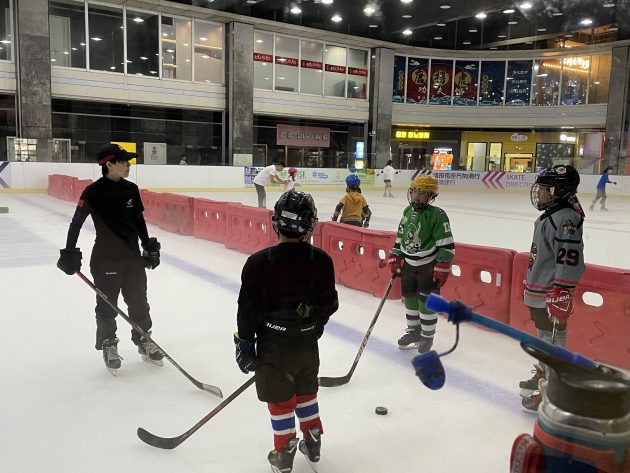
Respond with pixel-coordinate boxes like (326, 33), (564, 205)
(57, 248), (82, 275)
(142, 237), (161, 270)
(234, 333), (257, 374)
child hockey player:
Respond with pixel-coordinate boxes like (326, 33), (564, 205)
(234, 190), (339, 473)
(56, 143), (163, 374)
(388, 174), (454, 353)
(520, 164), (585, 414)
(332, 174), (372, 228)
(284, 167), (298, 192)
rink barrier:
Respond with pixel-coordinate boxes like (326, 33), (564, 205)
(47, 174), (77, 202)
(159, 193), (195, 235)
(192, 198), (235, 243)
(73, 179), (93, 203)
(223, 203), (275, 255)
(140, 190), (164, 225)
(510, 252), (630, 369)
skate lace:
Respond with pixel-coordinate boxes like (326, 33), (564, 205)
(106, 345), (123, 362)
(143, 339), (159, 355)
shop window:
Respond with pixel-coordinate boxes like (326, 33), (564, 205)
(561, 56), (589, 106)
(194, 20), (222, 84)
(300, 39), (323, 95)
(532, 59), (560, 106)
(588, 54), (611, 104)
(324, 45), (347, 98)
(161, 16), (192, 81)
(49, 0), (85, 68)
(489, 143), (502, 171)
(126, 10), (159, 77)
(505, 60), (532, 106)
(88, 4), (123, 73)
(453, 60), (478, 106)
(466, 142), (487, 171)
(254, 31), (273, 90)
(274, 35), (298, 92)
(429, 59), (453, 105)
(479, 61), (505, 106)
(0, 0), (10, 62)
(347, 48), (368, 99)
(393, 55), (406, 103)
(406, 57), (429, 104)
(536, 143), (575, 168)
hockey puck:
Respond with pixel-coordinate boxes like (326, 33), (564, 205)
(375, 406), (388, 415)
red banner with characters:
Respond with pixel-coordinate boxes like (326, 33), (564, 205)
(301, 60), (323, 70)
(406, 57), (429, 104)
(429, 59), (454, 105)
(453, 60), (479, 106)
(253, 53), (272, 63)
(275, 56), (298, 67)
(348, 67), (368, 77)
(325, 64), (346, 74)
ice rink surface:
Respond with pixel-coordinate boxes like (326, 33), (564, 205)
(1, 187), (629, 473)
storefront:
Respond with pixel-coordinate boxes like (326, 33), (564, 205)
(390, 127), (461, 170)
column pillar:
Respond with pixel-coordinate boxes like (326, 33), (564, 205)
(603, 46), (630, 174)
(368, 47), (395, 169)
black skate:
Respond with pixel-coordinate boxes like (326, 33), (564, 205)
(138, 331), (164, 366)
(417, 335), (434, 354)
(268, 438), (299, 473)
(521, 391), (542, 415)
(299, 427), (321, 463)
(398, 329), (422, 350)
(102, 338), (122, 376)
(519, 366), (544, 397)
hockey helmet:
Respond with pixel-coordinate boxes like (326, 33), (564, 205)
(345, 174), (361, 188)
(408, 174), (439, 210)
(272, 190), (318, 238)
(288, 167), (297, 175)
(531, 165), (580, 211)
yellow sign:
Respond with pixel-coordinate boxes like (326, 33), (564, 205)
(112, 142), (137, 164)
(394, 130), (430, 140)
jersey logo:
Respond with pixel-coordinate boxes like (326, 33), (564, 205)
(126, 199), (133, 208)
(561, 219), (577, 235)
(265, 322), (287, 332)
(528, 243), (537, 269)
(403, 222), (423, 253)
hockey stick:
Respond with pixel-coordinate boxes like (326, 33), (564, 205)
(137, 376), (256, 449)
(75, 271), (223, 398)
(318, 276), (396, 387)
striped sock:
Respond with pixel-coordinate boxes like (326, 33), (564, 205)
(405, 309), (421, 331)
(268, 396), (297, 451)
(420, 311), (437, 338)
(295, 394), (323, 437)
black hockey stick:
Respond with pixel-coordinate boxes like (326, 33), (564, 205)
(75, 271), (223, 398)
(137, 376), (256, 449)
(318, 276), (396, 387)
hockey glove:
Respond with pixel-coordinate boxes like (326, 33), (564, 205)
(234, 333), (257, 374)
(388, 253), (404, 276)
(432, 260), (451, 288)
(142, 237), (161, 270)
(546, 288), (574, 323)
(363, 220), (370, 229)
(57, 248), (82, 275)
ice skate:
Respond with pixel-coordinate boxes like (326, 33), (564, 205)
(137, 331), (164, 366)
(519, 366), (544, 397)
(417, 335), (434, 354)
(398, 329), (422, 350)
(268, 438), (299, 473)
(102, 338), (122, 376)
(601, 207), (609, 212)
(299, 427), (321, 464)
(588, 204), (594, 211)
(521, 391), (542, 415)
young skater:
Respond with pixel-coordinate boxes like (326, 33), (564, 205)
(332, 174), (372, 228)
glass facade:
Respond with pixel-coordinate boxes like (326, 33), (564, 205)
(532, 59), (560, 106)
(300, 39), (323, 95)
(193, 20), (222, 84)
(126, 10), (159, 76)
(589, 54), (612, 104)
(161, 16), (192, 81)
(274, 35), (299, 92)
(254, 30), (273, 90)
(324, 45), (347, 98)
(561, 56), (589, 106)
(87, 3), (123, 73)
(49, 0), (86, 68)
(347, 48), (368, 99)
(0, 94), (16, 160)
(0, 0), (11, 61)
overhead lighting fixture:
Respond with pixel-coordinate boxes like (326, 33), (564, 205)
(133, 17), (144, 23)
(552, 11), (563, 16)
(434, 36), (443, 40)
(436, 22), (447, 26)
(91, 37), (102, 41)
(363, 6), (376, 15)
(608, 25), (619, 31)
(51, 58), (56, 62)
(462, 40), (471, 45)
(322, 0), (333, 4)
(508, 21), (518, 25)
(401, 0), (413, 3)
(256, 39), (264, 43)
(166, 49), (174, 53)
(109, 66), (116, 70)
(580, 18), (593, 26)
(290, 6), (302, 14)
(402, 29), (412, 35)
(63, 51), (69, 55)
(80, 42), (86, 46)
(520, 2), (533, 9)
(537, 28), (547, 32)
(402, 14), (412, 19)
(200, 37), (208, 41)
(603, 2), (615, 6)
(246, 0), (257, 4)
(140, 56), (148, 60)
(71, 47), (77, 51)
(497, 34), (507, 38)
(368, 24), (379, 28)
(475, 12), (487, 19)
(469, 28), (478, 33)
(490, 47), (498, 50)
(162, 33), (168, 37)
(440, 5), (451, 9)
(331, 14), (342, 22)
(503, 9), (515, 14)
(525, 41), (533, 44)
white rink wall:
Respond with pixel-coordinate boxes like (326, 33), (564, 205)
(2, 161), (629, 196)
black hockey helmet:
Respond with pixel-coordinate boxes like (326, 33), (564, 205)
(272, 190), (318, 238)
(531, 164), (580, 210)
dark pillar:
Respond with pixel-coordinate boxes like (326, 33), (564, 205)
(368, 47), (395, 169)
(603, 46), (630, 175)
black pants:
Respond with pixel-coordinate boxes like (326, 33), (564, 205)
(529, 307), (566, 332)
(91, 253), (152, 350)
(255, 183), (266, 208)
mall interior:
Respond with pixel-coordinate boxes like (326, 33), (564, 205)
(1, 0), (629, 175)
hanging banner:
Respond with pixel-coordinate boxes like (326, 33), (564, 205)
(253, 53), (272, 62)
(429, 59), (453, 105)
(453, 60), (479, 106)
(393, 55), (406, 103)
(275, 56), (298, 67)
(506, 60), (533, 106)
(406, 57), (429, 104)
(479, 61), (506, 106)
(277, 124), (330, 148)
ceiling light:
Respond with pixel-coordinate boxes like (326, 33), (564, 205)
(201, 54), (209, 59)
(490, 47), (498, 49)
(290, 6), (302, 14)
(322, 0), (333, 4)
(401, 0), (413, 3)
(603, 2), (615, 6)
(503, 9), (515, 14)
(63, 51), (69, 55)
(475, 12), (487, 19)
(436, 22), (447, 26)
(580, 18), (593, 26)
(537, 28), (547, 32)
(162, 33), (168, 37)
(80, 42), (86, 46)
(469, 28), (478, 33)
(608, 25), (619, 31)
(246, 0), (257, 4)
(51, 58), (56, 62)
(256, 39), (264, 43)
(497, 34), (507, 38)
(552, 11), (563, 16)
(140, 56), (148, 60)
(434, 36), (442, 40)
(331, 14), (342, 22)
(440, 5), (451, 9)
(462, 40), (471, 45)
(363, 6), (376, 15)
(593, 81), (601, 85)
(368, 24), (379, 28)
(525, 41), (533, 44)
(71, 47), (77, 51)
(508, 21), (518, 25)
(200, 37), (208, 41)
(402, 14), (412, 19)
(91, 37), (102, 41)
(133, 17), (144, 23)
(109, 66), (116, 70)
(520, 2), (532, 9)
(402, 29), (412, 35)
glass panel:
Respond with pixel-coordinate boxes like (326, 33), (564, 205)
(532, 59), (560, 106)
(489, 143), (502, 171)
(453, 60), (478, 106)
(300, 39), (323, 95)
(505, 60), (532, 106)
(347, 48), (368, 99)
(194, 21), (222, 84)
(324, 45), (346, 98)
(393, 55), (406, 103)
(126, 10), (159, 77)
(561, 56), (589, 105)
(406, 57), (429, 104)
(161, 16), (192, 81)
(254, 31), (273, 90)
(274, 35), (298, 92)
(429, 59), (453, 105)
(88, 4), (123, 73)
(0, 0), (11, 61)
(49, 0), (86, 68)
(589, 54), (611, 104)
(479, 61), (505, 106)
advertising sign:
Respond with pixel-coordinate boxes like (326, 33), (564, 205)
(406, 57), (429, 104)
(277, 124), (330, 148)
(143, 142), (166, 165)
(429, 59), (454, 105)
(453, 60), (479, 106)
(393, 55), (406, 103)
(506, 60), (533, 106)
(479, 61), (506, 106)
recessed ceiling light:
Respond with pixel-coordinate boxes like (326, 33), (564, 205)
(91, 37), (102, 41)
(331, 14), (342, 22)
(603, 2), (615, 6)
(290, 6), (302, 14)
(508, 21), (518, 25)
(468, 28), (478, 33)
(246, 0), (257, 3)
(200, 37), (207, 41)
(537, 28), (547, 32)
(608, 25), (619, 31)
(503, 9), (515, 14)
(434, 36), (443, 40)
(497, 34), (507, 38)
(322, 0), (333, 4)
(401, 0), (413, 3)
(490, 47), (498, 49)
(440, 4), (451, 9)
(520, 2), (532, 9)
(368, 24), (379, 28)
(475, 12), (487, 19)
(462, 40), (471, 45)
(364, 6), (375, 15)
(402, 29), (412, 35)
(552, 11), (563, 16)
(110, 66), (116, 70)
(436, 22), (447, 27)
(580, 18), (593, 26)
(402, 14), (412, 19)
(133, 17), (144, 23)
(525, 41), (533, 44)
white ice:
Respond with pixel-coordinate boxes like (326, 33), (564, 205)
(1, 188), (628, 473)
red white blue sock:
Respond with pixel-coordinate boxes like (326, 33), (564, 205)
(296, 394), (323, 437)
(268, 396), (297, 451)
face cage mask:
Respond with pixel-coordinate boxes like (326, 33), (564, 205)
(408, 189), (437, 210)
(531, 183), (557, 211)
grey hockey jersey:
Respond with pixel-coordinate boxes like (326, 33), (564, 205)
(524, 205), (585, 309)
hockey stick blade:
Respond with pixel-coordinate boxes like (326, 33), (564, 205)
(318, 374), (351, 387)
(137, 376), (255, 449)
(75, 271), (223, 398)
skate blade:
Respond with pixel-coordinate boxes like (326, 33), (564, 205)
(398, 343), (419, 351)
(107, 367), (118, 376)
(299, 447), (319, 472)
(141, 355), (164, 367)
(520, 388), (536, 397)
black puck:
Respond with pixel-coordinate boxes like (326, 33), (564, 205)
(375, 406), (388, 415)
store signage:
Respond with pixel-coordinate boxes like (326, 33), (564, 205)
(511, 133), (528, 142)
(394, 130), (430, 140)
(506, 61), (532, 106)
(275, 56), (298, 67)
(406, 57), (429, 104)
(253, 53), (273, 63)
(429, 60), (453, 105)
(301, 60), (323, 70)
(325, 64), (346, 74)
(348, 67), (368, 77)
(277, 124), (330, 148)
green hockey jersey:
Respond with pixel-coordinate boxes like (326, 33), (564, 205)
(391, 205), (455, 266)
